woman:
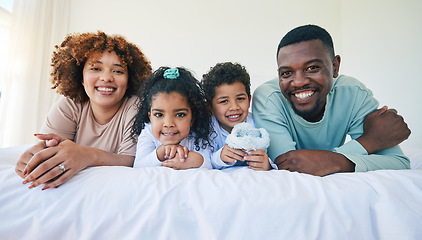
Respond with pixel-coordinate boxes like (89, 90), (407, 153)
(15, 31), (152, 190)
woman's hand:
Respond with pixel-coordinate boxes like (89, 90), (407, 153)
(21, 133), (134, 190)
(15, 134), (61, 178)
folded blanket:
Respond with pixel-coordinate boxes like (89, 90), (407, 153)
(225, 122), (270, 151)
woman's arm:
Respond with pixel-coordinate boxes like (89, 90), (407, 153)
(22, 133), (134, 190)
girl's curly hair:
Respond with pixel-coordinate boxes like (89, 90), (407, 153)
(131, 67), (213, 151)
(201, 62), (251, 105)
(50, 31), (152, 102)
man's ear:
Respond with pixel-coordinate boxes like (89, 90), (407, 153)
(332, 55), (341, 78)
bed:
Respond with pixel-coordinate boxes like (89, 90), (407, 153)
(1, 144), (421, 240)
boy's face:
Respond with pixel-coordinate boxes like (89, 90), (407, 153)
(211, 82), (250, 133)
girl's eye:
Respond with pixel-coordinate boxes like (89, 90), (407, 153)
(153, 113), (163, 118)
(218, 100), (228, 104)
(113, 70), (124, 74)
(91, 67), (101, 71)
(176, 113), (186, 117)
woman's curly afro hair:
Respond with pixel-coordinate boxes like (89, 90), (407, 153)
(50, 31), (152, 102)
(131, 67), (213, 151)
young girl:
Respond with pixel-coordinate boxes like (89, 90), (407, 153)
(132, 67), (213, 169)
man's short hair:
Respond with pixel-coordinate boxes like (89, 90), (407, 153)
(276, 24), (335, 59)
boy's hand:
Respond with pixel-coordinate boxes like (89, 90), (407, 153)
(244, 149), (271, 171)
(221, 144), (247, 163)
(157, 144), (189, 162)
(162, 152), (204, 170)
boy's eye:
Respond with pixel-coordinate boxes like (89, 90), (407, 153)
(237, 97), (246, 101)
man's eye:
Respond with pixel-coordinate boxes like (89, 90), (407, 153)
(307, 66), (320, 72)
(280, 71), (291, 77)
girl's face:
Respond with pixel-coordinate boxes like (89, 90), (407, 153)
(82, 51), (128, 114)
(148, 92), (193, 145)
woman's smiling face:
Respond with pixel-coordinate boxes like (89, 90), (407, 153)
(82, 51), (128, 112)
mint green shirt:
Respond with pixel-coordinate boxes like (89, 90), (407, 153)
(252, 75), (409, 171)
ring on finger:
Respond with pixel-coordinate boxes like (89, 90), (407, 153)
(58, 164), (66, 172)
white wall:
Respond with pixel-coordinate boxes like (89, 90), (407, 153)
(65, 0), (421, 148)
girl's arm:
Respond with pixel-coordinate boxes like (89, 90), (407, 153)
(162, 151), (204, 170)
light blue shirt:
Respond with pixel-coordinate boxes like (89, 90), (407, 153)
(252, 75), (409, 171)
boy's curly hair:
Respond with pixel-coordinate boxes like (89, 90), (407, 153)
(201, 62), (251, 105)
(131, 67), (213, 151)
(50, 31), (152, 102)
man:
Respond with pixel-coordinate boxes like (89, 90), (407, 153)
(252, 24), (410, 176)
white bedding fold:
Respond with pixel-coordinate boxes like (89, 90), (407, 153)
(1, 145), (421, 240)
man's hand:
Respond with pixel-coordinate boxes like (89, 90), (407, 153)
(357, 106), (411, 154)
(275, 149), (355, 176)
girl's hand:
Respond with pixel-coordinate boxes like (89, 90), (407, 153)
(157, 144), (189, 162)
(162, 151), (204, 170)
(243, 149), (271, 171)
(220, 144), (247, 163)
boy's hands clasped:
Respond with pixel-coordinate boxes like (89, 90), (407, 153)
(221, 144), (271, 171)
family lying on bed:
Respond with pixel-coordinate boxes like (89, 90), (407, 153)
(15, 24), (411, 191)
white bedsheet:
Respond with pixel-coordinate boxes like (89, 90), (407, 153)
(1, 145), (421, 240)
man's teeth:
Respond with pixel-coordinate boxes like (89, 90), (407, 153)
(97, 87), (114, 92)
(295, 91), (314, 99)
(228, 115), (240, 119)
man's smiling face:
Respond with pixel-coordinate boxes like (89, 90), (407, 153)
(277, 39), (340, 122)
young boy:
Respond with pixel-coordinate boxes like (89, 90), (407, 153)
(201, 62), (274, 170)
